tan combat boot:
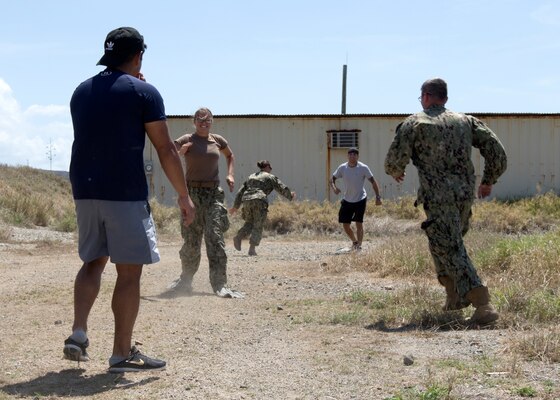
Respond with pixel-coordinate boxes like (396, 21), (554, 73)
(465, 286), (499, 325)
(438, 276), (470, 311)
(233, 235), (242, 251)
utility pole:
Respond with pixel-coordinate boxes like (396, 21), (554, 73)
(46, 138), (56, 171)
(341, 64), (347, 115)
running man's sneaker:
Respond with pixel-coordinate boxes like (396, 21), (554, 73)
(63, 337), (90, 362)
(108, 346), (166, 373)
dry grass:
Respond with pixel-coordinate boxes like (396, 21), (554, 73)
(0, 164), (74, 230)
(1, 164), (559, 398)
(1, 164), (559, 366)
(264, 196), (423, 237)
(149, 197), (181, 235)
(504, 327), (560, 363)
(312, 194), (560, 366)
(472, 192), (560, 233)
(331, 232), (431, 277)
(367, 195), (423, 220)
(2, 163), (557, 239)
(0, 224), (11, 241)
(324, 226), (560, 329)
(265, 200), (340, 235)
(475, 230), (560, 281)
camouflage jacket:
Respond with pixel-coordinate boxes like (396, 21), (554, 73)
(384, 105), (507, 205)
(233, 171), (293, 209)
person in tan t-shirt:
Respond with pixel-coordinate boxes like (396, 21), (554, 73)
(167, 107), (243, 298)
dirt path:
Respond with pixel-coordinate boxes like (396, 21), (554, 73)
(0, 234), (558, 399)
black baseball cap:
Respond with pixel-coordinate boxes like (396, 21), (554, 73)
(97, 27), (146, 67)
(348, 147), (359, 154)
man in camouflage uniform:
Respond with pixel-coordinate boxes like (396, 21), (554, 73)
(230, 160), (295, 256)
(384, 78), (507, 325)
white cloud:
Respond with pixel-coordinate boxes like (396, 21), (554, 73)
(24, 104), (69, 117)
(0, 78), (72, 171)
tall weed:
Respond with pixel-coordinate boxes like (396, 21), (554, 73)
(0, 165), (74, 230)
(150, 198), (181, 234)
(475, 230), (560, 286)
(505, 328), (560, 363)
(473, 192), (560, 233)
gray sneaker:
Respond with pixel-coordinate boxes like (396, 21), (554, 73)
(108, 346), (166, 373)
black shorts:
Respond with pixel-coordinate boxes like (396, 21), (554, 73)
(338, 198), (367, 224)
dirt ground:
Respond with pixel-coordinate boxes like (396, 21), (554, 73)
(0, 227), (558, 400)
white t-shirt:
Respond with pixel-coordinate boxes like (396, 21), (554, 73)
(332, 161), (373, 203)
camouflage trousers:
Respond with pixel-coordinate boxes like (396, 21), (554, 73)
(236, 199), (268, 246)
(179, 187), (230, 291)
(421, 200), (482, 299)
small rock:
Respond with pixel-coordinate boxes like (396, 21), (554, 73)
(276, 305), (284, 311)
(403, 355), (415, 366)
(54, 320), (62, 325)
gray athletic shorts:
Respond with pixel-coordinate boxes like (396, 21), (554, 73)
(75, 199), (160, 265)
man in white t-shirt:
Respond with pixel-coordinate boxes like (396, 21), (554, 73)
(331, 148), (382, 250)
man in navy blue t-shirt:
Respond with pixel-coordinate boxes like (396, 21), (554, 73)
(63, 27), (195, 373)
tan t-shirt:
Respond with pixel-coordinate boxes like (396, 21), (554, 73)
(175, 132), (229, 182)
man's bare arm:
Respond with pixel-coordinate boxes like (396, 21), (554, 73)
(145, 120), (195, 226)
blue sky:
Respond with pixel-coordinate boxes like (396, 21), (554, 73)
(1, 0), (559, 171)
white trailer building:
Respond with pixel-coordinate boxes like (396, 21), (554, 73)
(143, 113), (559, 206)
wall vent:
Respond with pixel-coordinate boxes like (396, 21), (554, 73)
(327, 129), (360, 148)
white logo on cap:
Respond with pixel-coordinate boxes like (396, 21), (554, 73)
(105, 41), (115, 51)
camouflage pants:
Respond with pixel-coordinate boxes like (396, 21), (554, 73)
(179, 187), (230, 291)
(236, 199), (268, 246)
(421, 200), (482, 299)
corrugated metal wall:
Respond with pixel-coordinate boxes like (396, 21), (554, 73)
(482, 115), (559, 197)
(144, 114), (560, 206)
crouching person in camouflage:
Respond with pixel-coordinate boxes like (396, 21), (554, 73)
(384, 78), (507, 325)
(230, 160), (295, 256)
